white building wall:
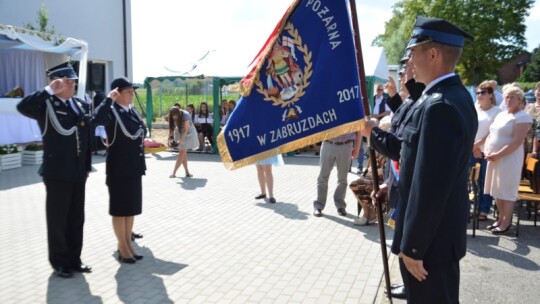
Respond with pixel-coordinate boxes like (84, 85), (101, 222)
(0, 0), (133, 87)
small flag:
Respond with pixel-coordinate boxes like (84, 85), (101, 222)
(218, 0), (365, 169)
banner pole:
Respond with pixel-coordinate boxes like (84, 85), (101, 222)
(348, 0), (393, 302)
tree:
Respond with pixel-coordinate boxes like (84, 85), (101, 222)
(374, 0), (534, 85)
(520, 45), (540, 82)
(23, 4), (61, 42)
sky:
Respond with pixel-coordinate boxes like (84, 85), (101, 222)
(131, 0), (540, 83)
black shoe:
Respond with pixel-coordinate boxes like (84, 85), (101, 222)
(255, 193), (267, 200)
(269, 197), (276, 204)
(313, 209), (323, 217)
(54, 267), (73, 278)
(117, 251), (137, 264)
(134, 254), (144, 260)
(486, 223), (500, 230)
(131, 232), (143, 241)
(491, 225), (512, 235)
(337, 208), (347, 216)
(389, 284), (407, 299)
(385, 283), (402, 293)
(73, 263), (92, 273)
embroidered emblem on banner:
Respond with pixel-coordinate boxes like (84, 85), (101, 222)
(255, 22), (313, 122)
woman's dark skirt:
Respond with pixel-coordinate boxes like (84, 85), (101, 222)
(106, 176), (142, 216)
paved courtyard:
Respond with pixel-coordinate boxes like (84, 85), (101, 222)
(1, 152), (538, 303)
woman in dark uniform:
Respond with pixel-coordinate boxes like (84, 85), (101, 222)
(95, 77), (146, 264)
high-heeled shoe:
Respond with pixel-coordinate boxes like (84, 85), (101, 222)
(133, 254), (143, 260)
(486, 223), (500, 230)
(491, 225), (512, 235)
(117, 250), (136, 264)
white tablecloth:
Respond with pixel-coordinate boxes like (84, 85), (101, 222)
(0, 98), (42, 144)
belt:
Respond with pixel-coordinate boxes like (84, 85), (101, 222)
(325, 139), (353, 145)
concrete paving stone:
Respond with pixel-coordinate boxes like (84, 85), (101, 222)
(232, 294), (251, 303)
(347, 287), (364, 300)
(332, 290), (350, 302)
(321, 285), (339, 296)
(222, 288), (242, 300)
(290, 291), (308, 302)
(247, 291), (267, 302)
(281, 285), (299, 296)
(315, 294), (333, 304)
(190, 294), (209, 303)
(258, 298), (275, 304)
(296, 282), (314, 293)
(205, 291), (226, 302)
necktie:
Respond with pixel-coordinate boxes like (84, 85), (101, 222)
(66, 99), (79, 116)
(130, 108), (139, 121)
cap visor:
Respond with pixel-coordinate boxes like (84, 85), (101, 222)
(406, 38), (431, 50)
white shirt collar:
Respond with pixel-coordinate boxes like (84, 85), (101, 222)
(117, 103), (131, 111)
(423, 72), (455, 94)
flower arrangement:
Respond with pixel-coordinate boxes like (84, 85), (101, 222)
(24, 143), (44, 151)
(0, 144), (19, 155)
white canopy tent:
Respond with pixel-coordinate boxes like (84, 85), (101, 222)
(361, 46), (389, 109)
(0, 24), (88, 145)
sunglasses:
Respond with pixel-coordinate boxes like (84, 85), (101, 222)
(476, 90), (489, 96)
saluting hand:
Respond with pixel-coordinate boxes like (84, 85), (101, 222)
(108, 87), (121, 101)
(49, 78), (68, 95)
(399, 252), (428, 281)
(385, 76), (397, 97)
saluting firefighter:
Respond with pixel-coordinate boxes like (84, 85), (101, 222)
(94, 77), (147, 264)
(17, 62), (98, 278)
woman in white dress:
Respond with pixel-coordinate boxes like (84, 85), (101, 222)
(471, 81), (502, 221)
(484, 85), (532, 234)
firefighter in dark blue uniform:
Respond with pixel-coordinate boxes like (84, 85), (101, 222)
(17, 62), (102, 278)
(361, 17), (477, 303)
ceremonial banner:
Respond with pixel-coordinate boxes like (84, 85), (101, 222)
(218, 0), (364, 169)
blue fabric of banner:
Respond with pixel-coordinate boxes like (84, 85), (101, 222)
(220, 0), (364, 167)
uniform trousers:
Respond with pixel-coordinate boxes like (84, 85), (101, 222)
(44, 179), (86, 269)
(314, 141), (353, 210)
(399, 258), (460, 304)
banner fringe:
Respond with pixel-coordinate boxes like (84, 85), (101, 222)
(218, 119), (368, 170)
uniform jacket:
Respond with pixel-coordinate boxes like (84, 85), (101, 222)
(17, 90), (92, 182)
(374, 75), (477, 265)
(371, 79), (426, 161)
(94, 98), (146, 177)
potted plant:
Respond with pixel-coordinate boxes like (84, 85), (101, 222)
(0, 144), (22, 170)
(22, 143), (44, 165)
